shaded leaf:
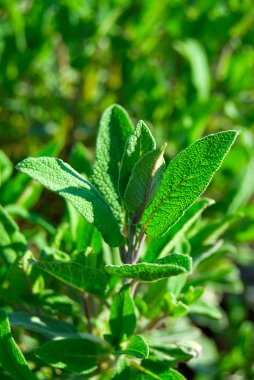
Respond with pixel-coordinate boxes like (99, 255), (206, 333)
(92, 104), (133, 226)
(124, 147), (165, 215)
(119, 120), (156, 197)
(36, 336), (106, 374)
(142, 131), (239, 238)
(0, 150), (13, 185)
(105, 254), (191, 282)
(29, 259), (107, 297)
(110, 284), (136, 344)
(0, 308), (36, 380)
(16, 157), (123, 246)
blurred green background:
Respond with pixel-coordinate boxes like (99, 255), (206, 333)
(0, 0), (254, 379)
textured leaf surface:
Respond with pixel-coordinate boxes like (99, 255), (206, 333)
(142, 131), (239, 237)
(92, 104), (133, 226)
(16, 157), (122, 246)
(110, 284), (136, 342)
(36, 337), (106, 374)
(124, 148), (165, 214)
(119, 120), (156, 197)
(105, 254), (191, 282)
(144, 198), (214, 262)
(8, 311), (76, 338)
(29, 260), (107, 297)
(114, 335), (149, 359)
(0, 309), (36, 380)
(136, 361), (186, 380)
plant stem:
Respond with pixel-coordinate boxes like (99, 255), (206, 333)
(133, 227), (146, 263)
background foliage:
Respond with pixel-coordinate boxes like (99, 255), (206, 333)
(0, 1), (254, 379)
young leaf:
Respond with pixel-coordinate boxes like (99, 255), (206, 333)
(124, 147), (165, 215)
(144, 198), (215, 262)
(142, 131), (239, 238)
(114, 335), (149, 359)
(29, 260), (107, 297)
(135, 360), (186, 380)
(109, 284), (136, 343)
(16, 157), (123, 247)
(92, 104), (133, 226)
(105, 254), (191, 282)
(0, 308), (36, 380)
(36, 336), (106, 374)
(119, 120), (156, 197)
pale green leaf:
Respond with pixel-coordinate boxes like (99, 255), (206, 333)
(119, 120), (156, 197)
(0, 308), (36, 380)
(92, 104), (133, 226)
(29, 260), (107, 297)
(36, 337), (106, 374)
(110, 284), (136, 343)
(124, 147), (165, 215)
(105, 254), (191, 282)
(16, 157), (123, 246)
(114, 335), (149, 359)
(142, 131), (239, 238)
(144, 198), (214, 262)
(174, 38), (210, 102)
(188, 299), (222, 320)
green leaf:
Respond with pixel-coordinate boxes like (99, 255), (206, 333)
(119, 120), (156, 197)
(0, 150), (13, 185)
(114, 335), (149, 359)
(188, 299), (222, 320)
(0, 308), (36, 380)
(0, 204), (27, 266)
(110, 284), (136, 343)
(36, 336), (107, 374)
(150, 343), (200, 363)
(70, 142), (92, 178)
(29, 260), (107, 297)
(16, 157), (123, 247)
(105, 254), (191, 282)
(144, 198), (214, 262)
(174, 38), (210, 102)
(142, 131), (239, 238)
(8, 311), (76, 338)
(136, 361), (186, 380)
(124, 147), (165, 215)
(92, 104), (133, 226)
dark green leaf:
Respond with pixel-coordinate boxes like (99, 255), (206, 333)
(119, 120), (156, 197)
(105, 254), (191, 282)
(36, 336), (107, 374)
(142, 131), (239, 238)
(92, 104), (133, 226)
(29, 259), (107, 297)
(16, 157), (123, 246)
(0, 150), (13, 184)
(0, 308), (36, 380)
(110, 284), (136, 343)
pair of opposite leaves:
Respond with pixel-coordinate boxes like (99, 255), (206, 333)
(16, 104), (239, 247)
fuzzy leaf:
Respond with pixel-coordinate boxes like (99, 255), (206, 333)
(144, 198), (215, 262)
(110, 284), (136, 343)
(124, 147), (165, 214)
(92, 104), (133, 226)
(119, 120), (156, 197)
(136, 361), (186, 380)
(16, 157), (123, 246)
(0, 309), (36, 380)
(36, 336), (106, 374)
(29, 260), (107, 297)
(142, 131), (239, 238)
(105, 254), (191, 282)
(114, 335), (149, 359)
